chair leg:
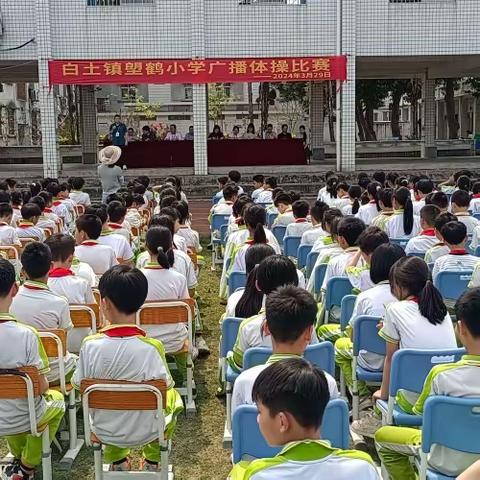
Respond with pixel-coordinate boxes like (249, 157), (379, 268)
(59, 389), (84, 469)
(185, 354), (196, 416)
(352, 391), (359, 421)
(223, 381), (232, 448)
(160, 445), (169, 480)
(41, 425), (52, 480)
(93, 443), (103, 480)
(340, 372), (346, 398)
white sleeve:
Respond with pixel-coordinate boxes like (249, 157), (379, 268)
(404, 238), (414, 255)
(84, 284), (95, 304)
(231, 248), (246, 273)
(178, 276), (189, 299)
(469, 263), (480, 288)
(432, 258), (441, 282)
(321, 258), (336, 291)
(110, 249), (119, 267)
(325, 372), (340, 399)
(231, 373), (248, 414)
(472, 226), (480, 250)
(121, 238), (134, 261)
(185, 257), (198, 289)
(60, 300), (73, 331)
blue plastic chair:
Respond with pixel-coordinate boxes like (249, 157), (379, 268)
(324, 277), (353, 313)
(267, 212), (278, 228)
(313, 263), (328, 298)
(434, 270), (473, 300)
(297, 244), (312, 270)
(340, 294), (357, 331)
(211, 214), (231, 267)
(390, 238), (409, 249)
(283, 236), (301, 259)
(272, 225), (287, 249)
(351, 315), (385, 420)
(232, 399), (349, 462)
(306, 251), (319, 278)
(473, 213), (480, 221)
(475, 245), (480, 257)
(212, 194), (221, 205)
(243, 342), (335, 376)
(228, 271), (247, 297)
(376, 348), (465, 427)
(419, 396), (480, 479)
(220, 224), (229, 246)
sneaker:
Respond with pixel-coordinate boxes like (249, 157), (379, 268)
(110, 457), (132, 471)
(195, 336), (210, 356)
(351, 411), (382, 439)
(3, 462), (34, 480)
(191, 346), (199, 361)
(140, 459), (159, 471)
(3, 460), (20, 477)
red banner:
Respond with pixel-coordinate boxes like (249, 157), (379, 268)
(48, 56), (347, 85)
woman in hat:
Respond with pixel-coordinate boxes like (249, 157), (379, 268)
(97, 146), (124, 203)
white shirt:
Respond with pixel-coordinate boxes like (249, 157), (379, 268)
(37, 216), (57, 233)
(384, 212), (421, 239)
(75, 242), (118, 275)
(52, 201), (73, 232)
(0, 223), (20, 246)
(255, 189), (273, 204)
(98, 232), (134, 262)
(356, 202), (380, 225)
(105, 224), (131, 242)
(405, 232), (438, 254)
(69, 191), (91, 207)
(455, 212), (480, 236)
(424, 243), (450, 264)
(174, 233), (188, 254)
(286, 221), (312, 238)
(432, 251), (478, 282)
(331, 196), (351, 211)
(165, 132), (183, 141)
(231, 239), (282, 273)
(71, 260), (97, 287)
(16, 223), (45, 242)
(301, 225), (328, 246)
(469, 198), (480, 214)
(48, 274), (95, 305)
(252, 187), (264, 201)
(176, 226), (201, 252)
(413, 199), (425, 216)
(225, 288), (245, 318)
(125, 209), (143, 229)
(273, 210), (295, 227)
(379, 300), (457, 350)
(321, 248), (364, 291)
(211, 202), (234, 217)
(141, 266), (189, 353)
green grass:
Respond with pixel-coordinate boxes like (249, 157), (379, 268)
(1, 248), (232, 479)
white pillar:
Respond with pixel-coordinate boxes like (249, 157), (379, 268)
(310, 82), (325, 161)
(421, 76), (437, 160)
(36, 0), (59, 177)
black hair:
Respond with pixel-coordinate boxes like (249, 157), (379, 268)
(265, 177), (278, 189)
(132, 193), (146, 207)
(395, 176), (409, 188)
(390, 256), (447, 325)
(171, 200), (189, 224)
(0, 191), (11, 204)
(373, 171), (386, 186)
(30, 196), (46, 213)
(292, 200), (309, 219)
(76, 214), (102, 240)
(393, 187), (414, 235)
(288, 191), (301, 203)
(0, 182), (8, 192)
(324, 170), (335, 181)
(378, 188), (393, 209)
(243, 204), (267, 244)
(0, 258), (16, 298)
(426, 192), (449, 211)
(105, 193), (123, 205)
(235, 244), (275, 318)
(45, 234), (75, 262)
(0, 203), (13, 218)
(434, 212), (457, 233)
(440, 221), (467, 246)
(325, 176), (339, 199)
(455, 288), (480, 338)
(232, 196), (253, 223)
(228, 170), (242, 183)
(160, 195), (178, 210)
(136, 175), (151, 188)
(357, 226), (389, 255)
(252, 358), (330, 430)
(453, 170), (473, 181)
(358, 176), (370, 191)
(85, 204), (108, 224)
(217, 176), (229, 187)
(386, 172), (399, 188)
(253, 174), (265, 184)
(456, 175), (471, 192)
(310, 201), (329, 223)
(133, 184), (147, 196)
(266, 286), (317, 343)
(337, 217), (366, 247)
(145, 227), (175, 269)
(472, 181), (480, 195)
(21, 190), (31, 204)
(321, 208), (343, 232)
(21, 242), (52, 279)
(159, 207), (179, 223)
(256, 255), (298, 294)
(336, 182), (349, 195)
(38, 191), (52, 206)
(98, 265), (148, 315)
(348, 185), (362, 215)
(10, 191), (22, 207)
(415, 179), (434, 195)
(69, 177), (85, 190)
(158, 187), (177, 201)
(223, 184), (239, 202)
(366, 182), (382, 212)
(149, 215), (174, 236)
(5, 178), (16, 189)
(20, 203), (41, 220)
(451, 189), (471, 209)
(30, 182), (42, 197)
(420, 204), (441, 228)
(107, 201), (127, 223)
(46, 182), (61, 197)
(370, 243), (406, 284)
(273, 192), (292, 208)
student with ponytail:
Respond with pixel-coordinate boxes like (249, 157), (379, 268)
(324, 175), (339, 206)
(384, 186), (420, 238)
(356, 181), (382, 225)
(351, 256), (456, 438)
(371, 188), (394, 230)
(333, 182), (351, 210)
(342, 185), (362, 216)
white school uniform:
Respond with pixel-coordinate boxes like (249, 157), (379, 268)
(43, 209), (61, 232)
(176, 225), (202, 252)
(251, 187), (264, 201)
(231, 240), (282, 273)
(69, 190), (91, 207)
(0, 315), (52, 435)
(432, 250), (478, 282)
(52, 200), (73, 232)
(71, 259), (97, 287)
(125, 208), (143, 229)
(404, 229), (438, 255)
(331, 195), (351, 211)
(105, 223), (131, 242)
(255, 189), (273, 204)
(285, 219), (312, 238)
(317, 186), (327, 201)
(16, 222), (45, 242)
(225, 288), (245, 318)
(10, 281), (76, 383)
(413, 199), (425, 216)
(36, 216), (57, 233)
(0, 223), (20, 246)
(301, 225), (328, 246)
(74, 241), (118, 275)
(469, 196), (480, 214)
(273, 209), (295, 227)
(424, 243), (450, 264)
(210, 201), (234, 217)
(232, 353), (339, 413)
(173, 234), (188, 253)
(11, 207), (21, 227)
(306, 244), (344, 294)
(455, 212), (480, 236)
(356, 202), (380, 225)
(98, 231), (134, 262)
(321, 247), (364, 291)
(384, 211), (421, 239)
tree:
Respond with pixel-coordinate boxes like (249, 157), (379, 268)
(273, 82), (309, 132)
(405, 79), (422, 139)
(123, 95), (162, 134)
(386, 80), (410, 139)
(326, 81), (336, 142)
(258, 82), (276, 136)
(208, 84), (230, 129)
(247, 83), (254, 124)
(438, 79), (460, 139)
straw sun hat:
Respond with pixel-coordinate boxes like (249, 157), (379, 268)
(98, 145), (122, 165)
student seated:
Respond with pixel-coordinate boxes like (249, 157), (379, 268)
(124, 193), (144, 229)
(371, 188), (394, 230)
(10, 242), (76, 385)
(251, 174), (265, 202)
(46, 182), (73, 232)
(384, 187), (420, 239)
(15, 203), (45, 242)
(232, 285), (339, 413)
(468, 181), (480, 214)
(229, 358), (379, 480)
(285, 200), (312, 237)
(68, 176), (91, 207)
(72, 265), (184, 472)
(425, 191), (449, 213)
(405, 204), (441, 255)
(74, 214), (118, 275)
(173, 200), (202, 253)
(158, 208), (188, 253)
(29, 195), (57, 234)
(254, 176), (277, 205)
(451, 189), (479, 235)
(210, 184), (239, 218)
(332, 182), (351, 211)
(311, 208), (343, 254)
(300, 201), (328, 246)
(375, 288), (480, 480)
(230, 255), (316, 371)
(0, 203), (21, 247)
(38, 191), (61, 232)
(0, 258), (65, 480)
(432, 221), (478, 282)
(352, 256), (457, 438)
(341, 185), (362, 216)
(272, 193), (294, 227)
(356, 182), (382, 225)
(424, 212), (457, 264)
(412, 178), (434, 215)
(106, 200), (132, 241)
(9, 190), (22, 227)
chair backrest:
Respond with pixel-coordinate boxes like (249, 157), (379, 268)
(389, 348), (465, 397)
(475, 245), (480, 257)
(243, 342), (335, 376)
(137, 299), (194, 326)
(19, 238), (36, 249)
(70, 304), (100, 330)
(92, 288), (101, 305)
(211, 214), (231, 232)
(306, 250), (319, 278)
(220, 317), (244, 357)
(434, 270), (473, 300)
(473, 212), (480, 221)
(0, 245), (19, 261)
(340, 294), (357, 330)
(232, 399), (349, 462)
(39, 329), (67, 357)
(131, 226), (141, 238)
(0, 366), (40, 399)
(188, 249), (198, 266)
(267, 212), (278, 228)
(228, 271), (247, 297)
(352, 315), (385, 356)
(422, 396), (480, 455)
(390, 238), (409, 249)
(220, 224), (229, 245)
(283, 236), (301, 259)
(324, 276), (353, 311)
(272, 225), (287, 248)
(313, 263), (328, 296)
(297, 244), (312, 269)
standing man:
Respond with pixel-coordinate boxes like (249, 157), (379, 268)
(109, 114), (127, 147)
(277, 124), (292, 139)
(165, 124), (183, 141)
(184, 126), (194, 141)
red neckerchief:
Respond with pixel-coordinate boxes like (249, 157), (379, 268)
(101, 324), (146, 338)
(295, 218), (308, 223)
(18, 221), (34, 228)
(420, 229), (435, 237)
(81, 240), (99, 246)
(52, 200), (62, 207)
(473, 194), (480, 199)
(407, 296), (419, 303)
(44, 208), (53, 213)
(450, 249), (468, 255)
(369, 200), (376, 204)
(49, 267), (75, 278)
(108, 222), (123, 230)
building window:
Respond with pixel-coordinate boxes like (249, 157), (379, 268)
(374, 112), (379, 122)
(184, 84), (193, 101)
(120, 85), (137, 102)
(402, 107), (409, 122)
(382, 111), (390, 122)
(97, 98), (108, 113)
(87, 0), (153, 6)
(7, 108), (16, 136)
(0, 84), (3, 93)
(215, 83), (232, 98)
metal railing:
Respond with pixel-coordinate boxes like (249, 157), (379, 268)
(86, 0), (153, 6)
